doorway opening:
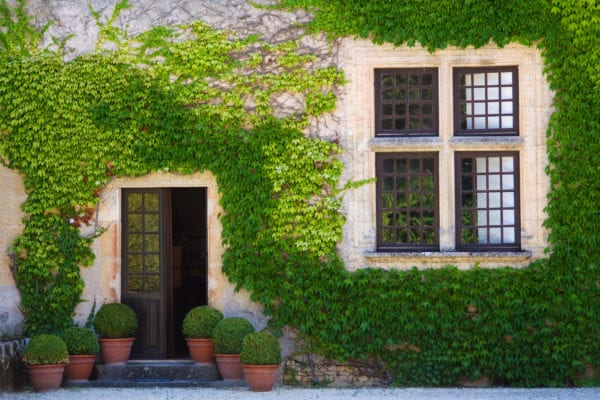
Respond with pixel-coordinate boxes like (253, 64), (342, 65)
(121, 188), (208, 359)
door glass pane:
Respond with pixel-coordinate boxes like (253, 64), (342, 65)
(145, 234), (160, 252)
(128, 193), (142, 211)
(146, 255), (160, 273)
(146, 275), (160, 293)
(129, 255), (143, 273)
(145, 214), (160, 232)
(128, 234), (143, 252)
(128, 275), (143, 293)
(128, 214), (143, 232)
(145, 193), (159, 211)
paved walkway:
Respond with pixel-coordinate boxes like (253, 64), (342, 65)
(3, 386), (599, 400)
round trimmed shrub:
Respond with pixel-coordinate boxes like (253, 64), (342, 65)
(93, 303), (138, 338)
(212, 317), (255, 354)
(61, 327), (99, 355)
(22, 334), (69, 365)
(182, 306), (223, 339)
(240, 331), (281, 365)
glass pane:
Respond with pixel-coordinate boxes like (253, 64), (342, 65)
(128, 234), (143, 252)
(383, 158), (393, 173)
(502, 174), (514, 190)
(478, 210), (487, 225)
(502, 157), (514, 172)
(382, 89), (394, 100)
(474, 117), (486, 129)
(501, 87), (513, 100)
(489, 175), (501, 190)
(128, 255), (143, 273)
(474, 102), (486, 115)
(146, 275), (160, 293)
(395, 74), (407, 86)
(382, 228), (394, 243)
(423, 229), (435, 244)
(474, 87), (486, 100)
(128, 214), (142, 232)
(422, 74), (433, 86)
(489, 157), (500, 172)
(396, 193), (407, 208)
(503, 227), (515, 243)
(476, 174), (487, 191)
(145, 234), (159, 252)
(409, 159), (420, 174)
(461, 158), (473, 173)
(408, 89), (419, 101)
(477, 193), (487, 208)
(487, 87), (499, 100)
(473, 73), (485, 85)
(422, 104), (433, 115)
(423, 158), (434, 174)
(408, 118), (420, 129)
(422, 175), (434, 191)
(502, 101), (513, 114)
(463, 228), (475, 244)
(396, 159), (407, 173)
(489, 228), (502, 244)
(409, 104), (419, 115)
(382, 193), (394, 208)
(489, 192), (501, 208)
(503, 192), (515, 207)
(383, 177), (393, 191)
(422, 118), (433, 129)
(382, 211), (394, 226)
(502, 116), (514, 129)
(462, 193), (474, 208)
(395, 104), (406, 115)
(423, 193), (434, 208)
(382, 119), (392, 129)
(487, 72), (499, 85)
(395, 89), (406, 101)
(396, 176), (407, 191)
(488, 101), (500, 114)
(145, 193), (159, 211)
(145, 214), (160, 232)
(397, 229), (408, 243)
(462, 74), (471, 86)
(422, 88), (433, 100)
(503, 210), (515, 225)
(381, 74), (393, 86)
(128, 193), (142, 212)
(489, 210), (501, 225)
(488, 116), (500, 129)
(501, 71), (513, 84)
(408, 74), (419, 86)
(395, 118), (406, 130)
(462, 175), (473, 191)
(128, 275), (143, 293)
(382, 104), (393, 115)
(146, 254), (160, 273)
(477, 228), (488, 244)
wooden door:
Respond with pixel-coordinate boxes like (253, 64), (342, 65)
(121, 189), (168, 359)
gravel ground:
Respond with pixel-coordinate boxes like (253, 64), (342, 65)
(3, 387), (599, 400)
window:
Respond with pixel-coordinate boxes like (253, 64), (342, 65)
(375, 68), (438, 136)
(455, 152), (520, 251)
(376, 153), (438, 250)
(454, 67), (518, 135)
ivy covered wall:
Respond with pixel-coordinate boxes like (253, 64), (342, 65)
(0, 0), (598, 387)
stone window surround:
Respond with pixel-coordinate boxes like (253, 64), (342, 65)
(337, 41), (551, 270)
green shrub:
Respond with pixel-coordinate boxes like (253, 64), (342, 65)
(61, 326), (99, 355)
(240, 331), (281, 365)
(22, 334), (69, 365)
(212, 317), (255, 354)
(182, 306), (224, 339)
(93, 303), (138, 338)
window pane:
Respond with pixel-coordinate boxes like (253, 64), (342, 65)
(503, 227), (516, 243)
(128, 214), (142, 232)
(381, 74), (393, 86)
(128, 255), (143, 273)
(146, 255), (160, 273)
(145, 193), (159, 211)
(128, 193), (142, 212)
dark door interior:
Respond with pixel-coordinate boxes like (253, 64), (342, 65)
(122, 188), (208, 359)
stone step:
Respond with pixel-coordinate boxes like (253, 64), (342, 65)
(64, 360), (246, 388)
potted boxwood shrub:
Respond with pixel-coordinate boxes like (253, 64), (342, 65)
(61, 326), (99, 381)
(22, 334), (69, 392)
(182, 305), (223, 364)
(93, 303), (138, 365)
(212, 317), (255, 380)
(240, 331), (281, 392)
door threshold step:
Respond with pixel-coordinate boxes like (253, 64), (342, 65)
(64, 379), (246, 389)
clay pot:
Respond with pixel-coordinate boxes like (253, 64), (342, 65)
(99, 338), (134, 365)
(241, 364), (279, 392)
(185, 338), (215, 364)
(27, 364), (66, 392)
(64, 354), (96, 381)
(215, 353), (243, 380)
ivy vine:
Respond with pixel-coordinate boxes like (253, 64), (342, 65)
(0, 0), (598, 387)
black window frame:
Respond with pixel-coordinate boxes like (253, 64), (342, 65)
(376, 152), (439, 251)
(375, 68), (439, 137)
(453, 66), (519, 136)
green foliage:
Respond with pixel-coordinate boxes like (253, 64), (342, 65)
(240, 331), (282, 365)
(22, 334), (69, 365)
(182, 306), (224, 339)
(0, 0), (598, 388)
(93, 303), (138, 338)
(61, 326), (99, 355)
(212, 317), (256, 354)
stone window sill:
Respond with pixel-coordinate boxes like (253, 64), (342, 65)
(364, 250), (532, 269)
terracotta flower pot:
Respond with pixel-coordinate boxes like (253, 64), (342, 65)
(215, 353), (243, 380)
(64, 354), (97, 381)
(185, 338), (215, 364)
(242, 364), (279, 392)
(99, 338), (134, 365)
(27, 364), (66, 392)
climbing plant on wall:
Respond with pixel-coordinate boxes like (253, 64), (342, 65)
(0, 0), (598, 387)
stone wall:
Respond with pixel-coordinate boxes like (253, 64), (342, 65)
(0, 339), (27, 392)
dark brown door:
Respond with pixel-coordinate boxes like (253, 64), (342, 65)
(122, 188), (208, 359)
